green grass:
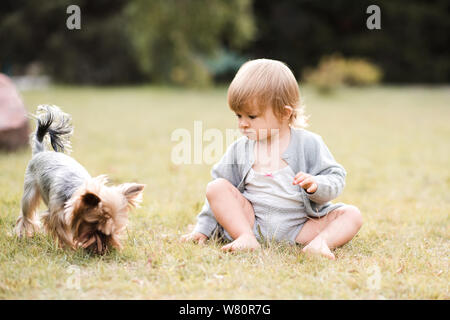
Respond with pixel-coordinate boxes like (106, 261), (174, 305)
(0, 85), (448, 299)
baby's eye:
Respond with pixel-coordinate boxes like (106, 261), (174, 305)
(249, 115), (257, 119)
(235, 114), (242, 118)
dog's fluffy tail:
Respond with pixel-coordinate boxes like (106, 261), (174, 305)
(30, 105), (73, 155)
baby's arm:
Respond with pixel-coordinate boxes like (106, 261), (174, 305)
(296, 133), (346, 205)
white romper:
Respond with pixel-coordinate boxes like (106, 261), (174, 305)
(222, 165), (309, 244)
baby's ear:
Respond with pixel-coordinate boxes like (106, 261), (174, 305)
(283, 105), (294, 120)
(118, 183), (145, 208)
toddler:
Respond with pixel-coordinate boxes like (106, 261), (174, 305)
(181, 59), (362, 259)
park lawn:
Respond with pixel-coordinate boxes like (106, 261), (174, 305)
(0, 84), (448, 299)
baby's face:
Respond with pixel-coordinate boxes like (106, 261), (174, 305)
(235, 106), (284, 141)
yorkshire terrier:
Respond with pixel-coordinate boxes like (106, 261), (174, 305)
(15, 105), (145, 254)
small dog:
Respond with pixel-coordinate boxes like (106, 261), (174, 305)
(15, 105), (145, 254)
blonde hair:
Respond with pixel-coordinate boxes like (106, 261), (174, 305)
(227, 58), (308, 128)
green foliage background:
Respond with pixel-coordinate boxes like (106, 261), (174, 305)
(0, 0), (448, 85)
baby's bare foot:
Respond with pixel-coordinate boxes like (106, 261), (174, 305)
(302, 235), (335, 260)
(221, 233), (260, 252)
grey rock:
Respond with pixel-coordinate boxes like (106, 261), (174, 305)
(0, 73), (29, 151)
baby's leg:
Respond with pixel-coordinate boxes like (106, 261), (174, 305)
(295, 205), (363, 259)
(206, 178), (259, 251)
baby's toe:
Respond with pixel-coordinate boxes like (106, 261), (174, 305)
(221, 243), (233, 252)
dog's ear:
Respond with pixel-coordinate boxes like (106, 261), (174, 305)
(65, 190), (101, 240)
(81, 192), (101, 207)
(118, 183), (145, 208)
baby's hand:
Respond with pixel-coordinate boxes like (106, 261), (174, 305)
(180, 231), (208, 245)
(293, 171), (318, 193)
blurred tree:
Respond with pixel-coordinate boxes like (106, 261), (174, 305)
(0, 0), (142, 84)
(125, 0), (255, 86)
(0, 0), (255, 86)
(1, 0), (448, 84)
(246, 0), (450, 83)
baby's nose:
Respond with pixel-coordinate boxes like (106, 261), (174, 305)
(239, 120), (249, 128)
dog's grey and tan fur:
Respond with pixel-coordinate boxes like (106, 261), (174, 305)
(15, 105), (145, 254)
